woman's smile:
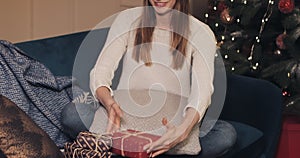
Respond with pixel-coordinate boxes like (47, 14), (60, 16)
(153, 2), (168, 7)
(150, 0), (176, 15)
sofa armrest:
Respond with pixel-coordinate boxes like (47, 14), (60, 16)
(220, 74), (283, 158)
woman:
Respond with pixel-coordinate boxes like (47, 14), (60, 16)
(65, 0), (236, 157)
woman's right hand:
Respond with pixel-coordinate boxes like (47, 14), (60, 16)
(95, 87), (123, 133)
(105, 102), (123, 133)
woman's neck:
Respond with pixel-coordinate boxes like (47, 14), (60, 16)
(155, 12), (172, 30)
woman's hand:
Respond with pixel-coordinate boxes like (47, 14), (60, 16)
(144, 108), (200, 157)
(106, 102), (123, 133)
(95, 87), (123, 133)
(143, 119), (189, 157)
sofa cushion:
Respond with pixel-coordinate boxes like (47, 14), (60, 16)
(90, 90), (202, 155)
(221, 121), (264, 158)
(159, 121), (263, 158)
(15, 32), (86, 76)
(15, 29), (110, 79)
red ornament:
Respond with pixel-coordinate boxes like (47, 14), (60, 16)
(282, 90), (290, 97)
(276, 33), (287, 50)
(218, 0), (228, 12)
(220, 8), (234, 24)
(278, 0), (295, 14)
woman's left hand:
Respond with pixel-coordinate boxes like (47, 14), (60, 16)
(143, 121), (189, 157)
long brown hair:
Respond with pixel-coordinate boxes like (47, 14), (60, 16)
(132, 0), (190, 69)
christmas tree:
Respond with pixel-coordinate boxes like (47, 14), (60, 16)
(204, 0), (300, 115)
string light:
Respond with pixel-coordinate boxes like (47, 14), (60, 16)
(204, 0), (274, 71)
(274, 49), (281, 55)
(288, 72), (291, 78)
(248, 2), (273, 63)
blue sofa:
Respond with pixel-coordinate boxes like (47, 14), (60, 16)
(15, 28), (283, 158)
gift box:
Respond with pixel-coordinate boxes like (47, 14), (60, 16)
(64, 131), (112, 158)
(112, 129), (161, 158)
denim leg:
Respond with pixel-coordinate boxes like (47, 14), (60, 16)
(0, 149), (6, 158)
(199, 120), (237, 158)
(61, 102), (98, 139)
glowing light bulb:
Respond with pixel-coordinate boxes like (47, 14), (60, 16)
(221, 35), (225, 40)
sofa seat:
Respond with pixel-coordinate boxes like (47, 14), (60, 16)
(222, 121), (264, 158)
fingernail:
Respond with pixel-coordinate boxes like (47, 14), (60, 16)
(162, 117), (168, 125)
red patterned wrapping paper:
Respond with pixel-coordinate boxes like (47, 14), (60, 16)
(112, 129), (161, 158)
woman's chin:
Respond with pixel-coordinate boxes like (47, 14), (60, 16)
(153, 7), (172, 16)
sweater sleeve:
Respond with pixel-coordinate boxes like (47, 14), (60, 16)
(90, 11), (133, 97)
(183, 24), (217, 122)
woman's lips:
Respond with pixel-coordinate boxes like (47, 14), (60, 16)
(154, 2), (167, 7)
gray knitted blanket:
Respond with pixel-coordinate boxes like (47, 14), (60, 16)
(0, 40), (73, 147)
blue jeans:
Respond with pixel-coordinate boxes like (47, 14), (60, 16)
(61, 103), (237, 158)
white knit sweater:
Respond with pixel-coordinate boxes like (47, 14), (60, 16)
(90, 8), (216, 121)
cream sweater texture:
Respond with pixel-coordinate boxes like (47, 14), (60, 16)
(90, 8), (216, 121)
